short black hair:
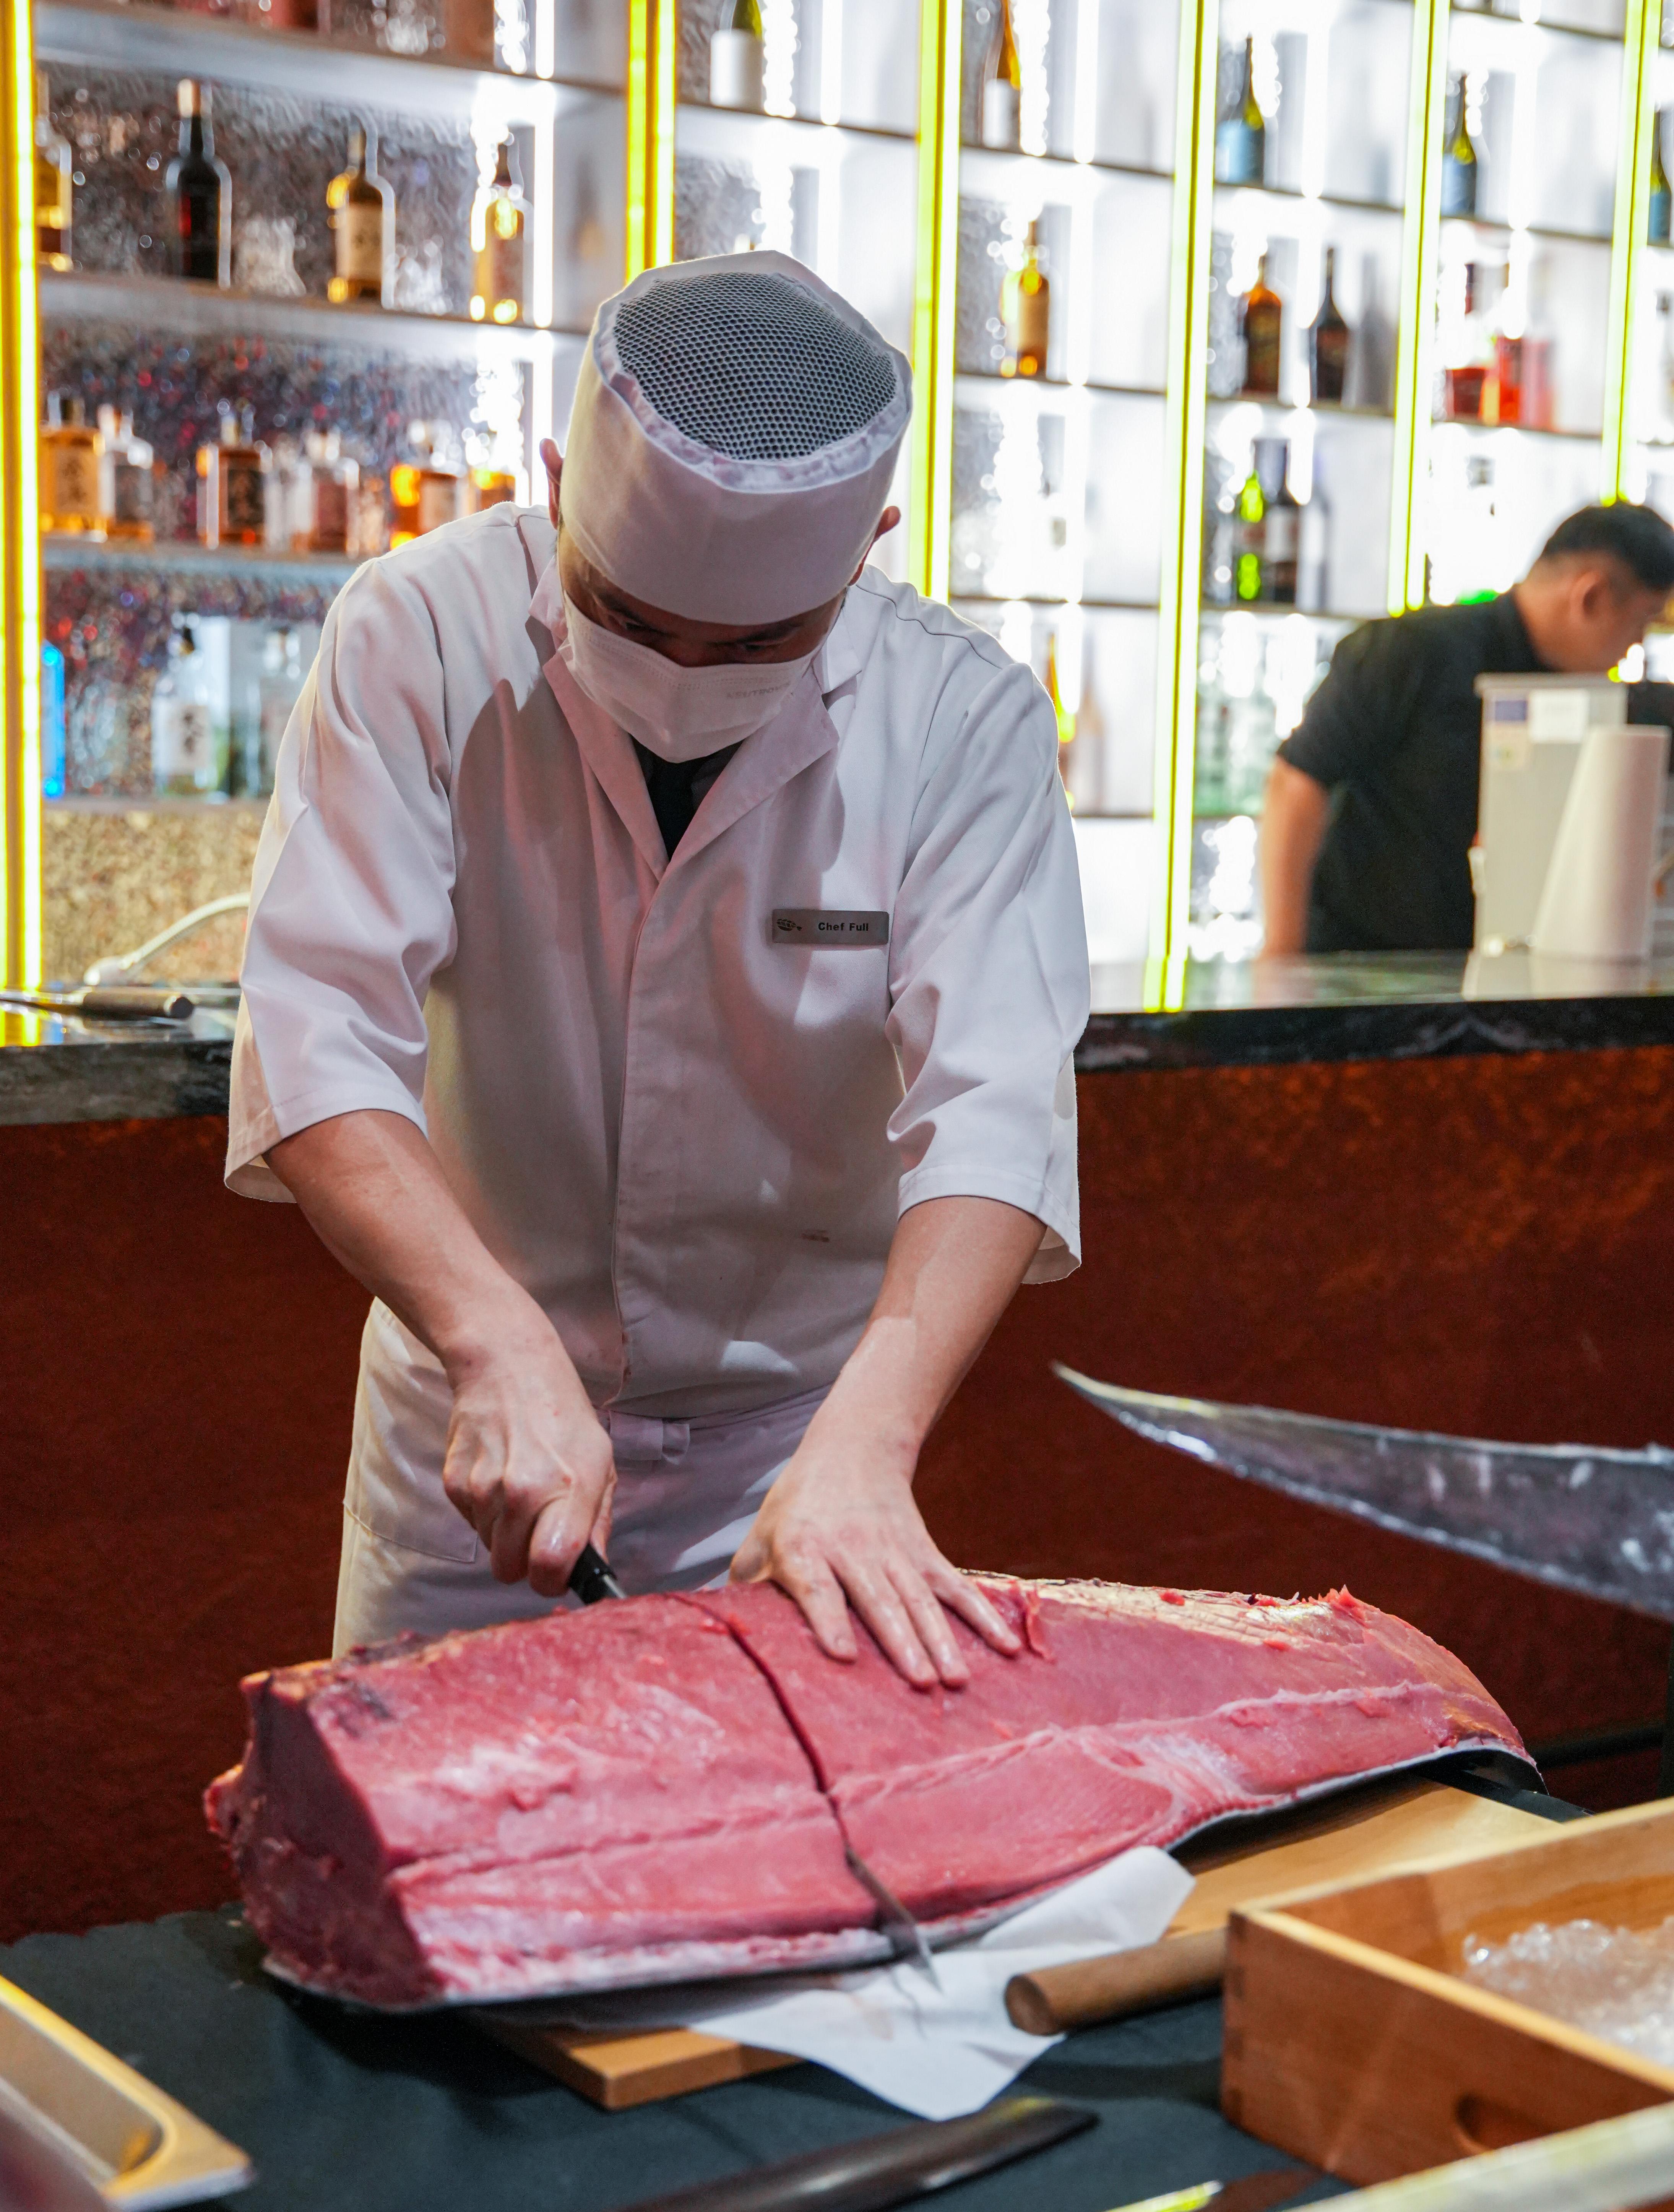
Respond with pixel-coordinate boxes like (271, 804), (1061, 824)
(1536, 502), (1674, 592)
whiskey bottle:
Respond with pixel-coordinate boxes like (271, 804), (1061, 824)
(1214, 37), (1265, 187)
(711, 0), (766, 113)
(291, 429), (358, 552)
(1309, 247), (1350, 405)
(441, 0), (496, 65)
(97, 406), (156, 542)
(390, 425), (462, 544)
(151, 622), (218, 797)
(34, 71), (72, 270)
(199, 405), (271, 548)
(1240, 252), (1282, 397)
(1652, 111), (1671, 247)
(168, 80), (231, 286)
(327, 125), (393, 305)
(1440, 75), (1478, 220)
(471, 137), (528, 325)
(980, 0), (1022, 151)
(468, 466), (519, 511)
(40, 393), (103, 534)
(1002, 219), (1049, 378)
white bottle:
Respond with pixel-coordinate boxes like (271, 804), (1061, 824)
(710, 0), (766, 110)
(151, 621), (217, 796)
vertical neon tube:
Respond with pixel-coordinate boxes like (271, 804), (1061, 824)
(2, 0), (42, 987)
(1389, 0), (1448, 614)
(650, 0), (676, 268)
(909, 0), (960, 602)
(1602, 0), (1656, 502)
(1148, 0), (1219, 984)
(624, 0), (650, 280)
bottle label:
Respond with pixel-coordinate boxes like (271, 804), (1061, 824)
(223, 460), (266, 541)
(48, 444), (100, 525)
(338, 201), (384, 284)
(982, 80), (1021, 150)
(476, 229), (524, 317)
(1244, 318), (1281, 396)
(417, 474), (459, 534)
(112, 461), (154, 529)
(312, 476), (351, 549)
(1264, 509), (1299, 563)
(155, 700), (213, 781)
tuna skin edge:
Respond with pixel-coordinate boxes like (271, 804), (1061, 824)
(204, 1577), (1526, 2009)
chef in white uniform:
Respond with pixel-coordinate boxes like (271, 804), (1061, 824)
(227, 251), (1089, 1687)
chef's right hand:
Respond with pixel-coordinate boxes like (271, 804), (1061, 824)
(440, 1330), (617, 1596)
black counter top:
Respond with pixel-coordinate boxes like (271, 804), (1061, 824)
(7, 952), (1674, 1128)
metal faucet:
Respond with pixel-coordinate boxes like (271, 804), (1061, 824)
(82, 894), (250, 986)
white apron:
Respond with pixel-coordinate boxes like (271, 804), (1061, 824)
(333, 1302), (827, 1654)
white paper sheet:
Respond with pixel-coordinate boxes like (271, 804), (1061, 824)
(542, 1848), (1194, 2120)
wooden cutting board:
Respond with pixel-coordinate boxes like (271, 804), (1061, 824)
(474, 1774), (1553, 2107)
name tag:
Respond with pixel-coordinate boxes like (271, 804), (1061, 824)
(771, 908), (890, 947)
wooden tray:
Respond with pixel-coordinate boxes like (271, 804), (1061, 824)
(0, 1970), (251, 2206)
(1222, 1796), (1674, 2197)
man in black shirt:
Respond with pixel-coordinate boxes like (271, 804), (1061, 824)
(1261, 504), (1674, 953)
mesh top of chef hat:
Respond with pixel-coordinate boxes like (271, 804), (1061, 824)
(610, 268), (903, 464)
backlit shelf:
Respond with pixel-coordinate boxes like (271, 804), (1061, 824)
(39, 268), (582, 361)
(43, 536), (364, 583)
(34, 0), (622, 120)
(1428, 414), (1603, 443)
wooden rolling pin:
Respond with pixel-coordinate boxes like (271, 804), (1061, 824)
(1007, 1926), (1226, 2035)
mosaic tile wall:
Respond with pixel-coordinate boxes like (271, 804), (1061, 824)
(43, 804), (263, 985)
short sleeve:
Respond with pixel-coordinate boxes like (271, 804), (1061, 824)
(884, 650), (1089, 1281)
(1279, 615), (1431, 789)
(226, 558), (460, 1200)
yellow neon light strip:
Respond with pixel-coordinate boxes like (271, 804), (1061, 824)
(1390, 0), (1448, 614)
(1601, 0), (1657, 501)
(908, 0), (960, 601)
(649, 0), (675, 268)
(3, 0), (42, 988)
(1148, 0), (1220, 978)
(623, 0), (649, 279)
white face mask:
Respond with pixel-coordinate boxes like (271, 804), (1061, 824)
(560, 594), (818, 762)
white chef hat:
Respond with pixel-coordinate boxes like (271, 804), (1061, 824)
(558, 250), (912, 624)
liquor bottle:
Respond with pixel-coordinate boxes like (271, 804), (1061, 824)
(40, 393), (102, 534)
(441, 0), (496, 65)
(1308, 247), (1349, 405)
(390, 425), (462, 544)
(1240, 253), (1282, 398)
(1233, 456), (1266, 604)
(257, 627), (306, 794)
(1443, 262), (1492, 419)
(1214, 37), (1265, 187)
(152, 622), (218, 797)
(34, 71), (72, 270)
(1257, 437), (1299, 603)
(1440, 75), (1478, 219)
(327, 125), (393, 306)
(290, 429), (358, 552)
(168, 80), (231, 286)
(471, 137), (528, 325)
(980, 0), (1022, 151)
(1001, 220), (1050, 379)
(711, 0), (766, 112)
(1346, 250), (1394, 411)
(468, 466), (519, 511)
(198, 406), (271, 548)
(1652, 111), (1671, 247)
(96, 406), (155, 542)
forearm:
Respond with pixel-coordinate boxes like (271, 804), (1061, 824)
(1259, 758), (1331, 955)
(815, 1194), (1043, 1465)
(266, 1109), (568, 1389)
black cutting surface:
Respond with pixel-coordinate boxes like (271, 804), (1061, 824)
(0, 1905), (1348, 2212)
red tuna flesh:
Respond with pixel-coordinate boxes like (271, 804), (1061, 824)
(205, 1577), (1526, 2008)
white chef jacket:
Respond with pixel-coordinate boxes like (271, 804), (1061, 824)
(227, 504), (1088, 1430)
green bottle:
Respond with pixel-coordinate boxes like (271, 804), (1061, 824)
(1234, 460), (1267, 603)
(731, 0), (763, 29)
(1440, 76), (1478, 219)
(1651, 110), (1671, 246)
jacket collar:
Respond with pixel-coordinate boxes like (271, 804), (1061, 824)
(530, 548), (852, 876)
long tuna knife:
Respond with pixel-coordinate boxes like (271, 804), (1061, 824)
(568, 1541), (941, 1981)
(1054, 1364), (1674, 1623)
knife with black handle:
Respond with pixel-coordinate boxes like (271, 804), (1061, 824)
(568, 1541), (627, 1605)
(612, 2095), (1096, 2212)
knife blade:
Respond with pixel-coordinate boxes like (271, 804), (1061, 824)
(612, 2093), (1094, 2212)
(567, 1541), (627, 1604)
(1102, 2172), (1316, 2212)
(843, 1841), (942, 1989)
(1055, 1363), (1674, 1622)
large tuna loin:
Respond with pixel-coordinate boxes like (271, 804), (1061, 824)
(206, 1579), (1526, 2007)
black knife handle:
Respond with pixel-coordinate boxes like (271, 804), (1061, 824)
(612, 2096), (1095, 2212)
(569, 1542), (626, 1604)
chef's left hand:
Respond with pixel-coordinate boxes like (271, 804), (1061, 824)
(731, 1422), (1016, 1688)
(731, 1195), (1046, 1687)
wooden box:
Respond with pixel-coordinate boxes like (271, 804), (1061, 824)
(1222, 1798), (1674, 2196)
